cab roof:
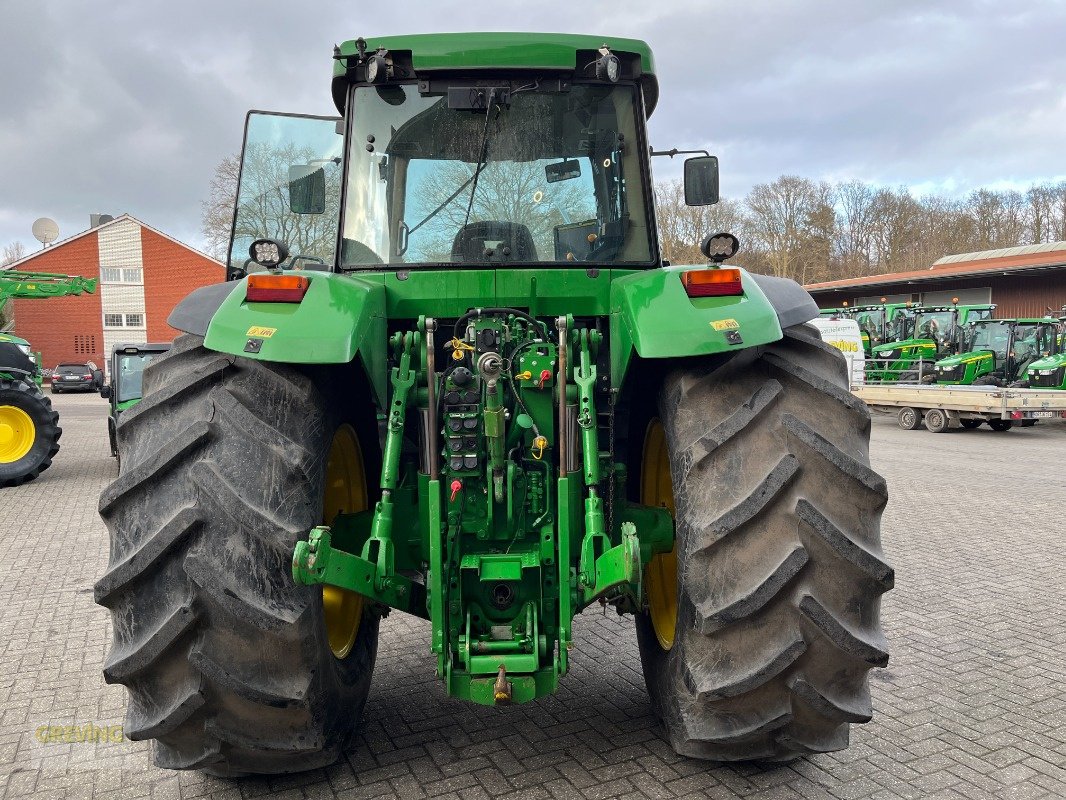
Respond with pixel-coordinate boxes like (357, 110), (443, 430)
(332, 32), (658, 115)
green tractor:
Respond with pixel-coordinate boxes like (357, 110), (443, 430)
(96, 33), (891, 775)
(933, 318), (1060, 388)
(1020, 322), (1066, 389)
(845, 302), (915, 356)
(868, 303), (994, 383)
(1, 270), (98, 486)
(99, 342), (172, 462)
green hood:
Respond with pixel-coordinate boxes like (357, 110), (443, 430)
(1026, 353), (1066, 371)
(0, 332), (31, 348)
(872, 338), (935, 357)
(935, 350), (993, 369)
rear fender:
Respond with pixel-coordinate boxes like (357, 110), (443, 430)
(609, 266), (817, 388)
(167, 273), (387, 405)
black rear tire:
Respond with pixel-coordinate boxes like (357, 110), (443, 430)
(0, 378), (61, 487)
(635, 325), (891, 761)
(988, 419), (1013, 431)
(959, 419), (982, 430)
(96, 335), (379, 776)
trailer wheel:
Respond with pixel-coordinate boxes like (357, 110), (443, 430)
(923, 408), (949, 433)
(897, 407), (922, 430)
(959, 419), (982, 430)
(635, 325), (891, 761)
(96, 334), (379, 776)
(988, 419), (1013, 432)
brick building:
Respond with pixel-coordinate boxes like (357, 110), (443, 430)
(5, 215), (223, 374)
(805, 241), (1066, 318)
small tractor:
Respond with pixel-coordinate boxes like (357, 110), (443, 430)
(867, 302), (994, 383)
(97, 33), (891, 775)
(1021, 308), (1066, 390)
(932, 317), (1061, 431)
(1, 269), (98, 486)
(99, 342), (172, 462)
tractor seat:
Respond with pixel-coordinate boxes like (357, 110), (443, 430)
(451, 221), (537, 263)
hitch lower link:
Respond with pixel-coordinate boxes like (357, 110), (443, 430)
(293, 332), (424, 614)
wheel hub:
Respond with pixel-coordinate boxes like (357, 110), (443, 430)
(0, 405), (35, 464)
(641, 419), (677, 651)
(322, 424), (367, 659)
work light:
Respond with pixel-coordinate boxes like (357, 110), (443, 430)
(596, 47), (620, 82)
(249, 238), (289, 268)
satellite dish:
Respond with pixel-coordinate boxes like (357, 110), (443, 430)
(32, 217), (60, 245)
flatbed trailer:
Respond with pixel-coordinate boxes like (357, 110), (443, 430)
(853, 383), (1066, 433)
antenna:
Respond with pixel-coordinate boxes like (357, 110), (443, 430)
(32, 217), (60, 247)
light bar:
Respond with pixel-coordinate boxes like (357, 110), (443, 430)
(246, 274), (310, 303)
(680, 268), (743, 298)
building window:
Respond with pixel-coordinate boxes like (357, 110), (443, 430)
(125, 313), (144, 327)
(74, 335), (97, 355)
(104, 313), (124, 328)
(100, 267), (143, 283)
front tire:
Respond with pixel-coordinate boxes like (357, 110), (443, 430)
(0, 378), (61, 487)
(635, 326), (891, 761)
(96, 335), (379, 775)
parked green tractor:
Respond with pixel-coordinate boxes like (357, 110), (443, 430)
(99, 342), (172, 462)
(867, 303), (994, 383)
(1, 270), (98, 486)
(933, 318), (1059, 387)
(96, 32), (890, 775)
(1021, 317), (1066, 389)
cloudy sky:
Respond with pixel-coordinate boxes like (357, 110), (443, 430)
(2, 0), (1064, 255)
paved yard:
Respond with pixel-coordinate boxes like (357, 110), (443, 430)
(1, 392), (1065, 799)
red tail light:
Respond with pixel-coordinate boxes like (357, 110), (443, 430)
(680, 268), (743, 298)
(246, 274), (310, 303)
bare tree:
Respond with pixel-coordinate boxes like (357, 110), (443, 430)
(201, 153), (240, 260)
(1, 241), (26, 267)
(654, 179), (745, 265)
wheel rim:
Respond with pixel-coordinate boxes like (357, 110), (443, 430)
(322, 424), (368, 659)
(641, 419), (677, 651)
(0, 405), (35, 464)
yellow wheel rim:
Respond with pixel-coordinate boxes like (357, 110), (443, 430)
(641, 419), (677, 651)
(322, 424), (368, 659)
(0, 405), (35, 464)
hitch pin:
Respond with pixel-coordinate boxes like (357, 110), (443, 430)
(493, 665), (512, 703)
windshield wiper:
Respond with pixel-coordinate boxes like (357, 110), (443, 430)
(397, 89), (500, 256)
(461, 87), (500, 231)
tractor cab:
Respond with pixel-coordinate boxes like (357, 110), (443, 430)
(100, 342), (171, 458)
(846, 302), (915, 355)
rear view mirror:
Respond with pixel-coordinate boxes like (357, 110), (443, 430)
(288, 165), (327, 214)
(100, 384), (111, 400)
(545, 159), (581, 183)
(684, 155), (719, 206)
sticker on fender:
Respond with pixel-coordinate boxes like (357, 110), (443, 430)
(246, 326), (277, 338)
(710, 319), (740, 331)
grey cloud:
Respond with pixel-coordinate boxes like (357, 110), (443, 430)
(2, 0), (1064, 252)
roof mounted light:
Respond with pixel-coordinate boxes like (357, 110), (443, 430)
(595, 46), (620, 82)
(366, 48), (389, 83)
(700, 232), (740, 263)
(249, 238), (289, 269)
